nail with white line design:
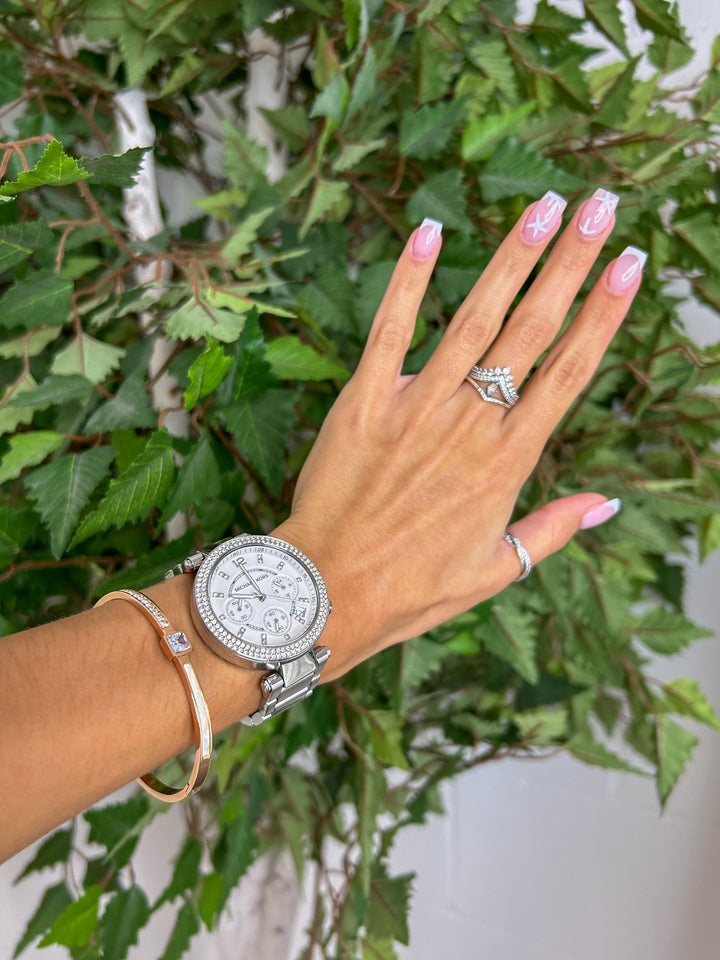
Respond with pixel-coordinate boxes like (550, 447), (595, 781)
(576, 188), (619, 241)
(521, 190), (567, 245)
(606, 246), (647, 296)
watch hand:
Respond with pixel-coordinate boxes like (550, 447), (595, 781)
(241, 566), (265, 596)
(228, 593), (261, 600)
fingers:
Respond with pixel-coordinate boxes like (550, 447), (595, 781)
(412, 191), (567, 402)
(497, 493), (622, 585)
(354, 218), (443, 392)
(478, 189), (619, 386)
(505, 246), (646, 469)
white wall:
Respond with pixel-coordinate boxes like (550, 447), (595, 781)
(1, 2), (719, 959)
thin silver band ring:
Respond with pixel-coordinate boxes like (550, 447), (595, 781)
(503, 531), (533, 581)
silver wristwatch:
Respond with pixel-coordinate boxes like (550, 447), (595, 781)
(166, 534), (331, 726)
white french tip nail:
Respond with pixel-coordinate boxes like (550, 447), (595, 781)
(621, 245), (648, 268)
(420, 217), (443, 233)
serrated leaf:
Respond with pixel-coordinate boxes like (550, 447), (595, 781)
(658, 678), (720, 730)
(6, 374), (93, 411)
(300, 180), (351, 240)
(0, 46), (24, 105)
(333, 138), (387, 173)
(0, 431), (64, 485)
(567, 734), (646, 774)
(51, 333), (125, 384)
(631, 607), (712, 654)
(406, 169), (473, 233)
(367, 867), (413, 946)
(223, 119), (269, 190)
(24, 446), (116, 558)
(310, 73), (349, 124)
(213, 817), (258, 904)
(399, 99), (465, 160)
(514, 707), (567, 744)
(583, 0), (630, 56)
(158, 900), (200, 960)
(118, 26), (164, 87)
(467, 37), (518, 101)
(0, 271), (73, 330)
(0, 140), (90, 195)
(0, 221), (52, 273)
(0, 371), (37, 435)
(221, 206), (277, 262)
(297, 262), (356, 333)
(38, 886), (102, 948)
(184, 341), (233, 410)
(480, 137), (586, 201)
(0, 326), (61, 359)
(83, 369), (156, 433)
(674, 212), (720, 269)
(631, 0), (685, 42)
(159, 435), (221, 530)
(70, 430), (175, 547)
(98, 886), (150, 960)
(461, 103), (535, 161)
(13, 883), (73, 958)
(368, 711), (409, 770)
(83, 795), (150, 870)
(79, 147), (148, 187)
(166, 298), (247, 344)
(197, 873), (223, 931)
(657, 717), (698, 807)
(215, 390), (295, 495)
(483, 604), (539, 684)
(14, 829), (73, 884)
(260, 104), (311, 152)
(265, 336), (348, 381)
(154, 836), (203, 910)
(219, 309), (276, 402)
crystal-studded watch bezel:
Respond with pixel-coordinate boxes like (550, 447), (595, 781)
(192, 535), (330, 665)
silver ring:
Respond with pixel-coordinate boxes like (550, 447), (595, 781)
(465, 365), (519, 408)
(503, 531), (533, 581)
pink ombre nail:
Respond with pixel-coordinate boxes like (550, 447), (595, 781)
(411, 218), (443, 260)
(576, 188), (619, 241)
(580, 498), (622, 530)
(521, 191), (567, 244)
(606, 246), (647, 296)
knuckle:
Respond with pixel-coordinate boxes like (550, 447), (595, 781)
(555, 246), (587, 276)
(511, 312), (554, 356)
(455, 312), (492, 353)
(547, 348), (590, 392)
(372, 314), (411, 354)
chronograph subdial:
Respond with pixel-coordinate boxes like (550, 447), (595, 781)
(269, 574), (298, 600)
(262, 606), (291, 635)
(225, 597), (253, 624)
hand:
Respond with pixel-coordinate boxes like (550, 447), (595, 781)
(274, 190), (640, 679)
(238, 566), (266, 598)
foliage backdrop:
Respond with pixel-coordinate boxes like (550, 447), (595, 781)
(2, 0), (720, 957)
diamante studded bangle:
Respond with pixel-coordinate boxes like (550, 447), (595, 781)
(94, 588), (213, 802)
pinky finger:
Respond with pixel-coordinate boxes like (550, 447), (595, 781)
(500, 493), (622, 584)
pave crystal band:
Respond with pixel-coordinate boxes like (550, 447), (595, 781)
(94, 588), (212, 802)
(466, 365), (520, 408)
(503, 531), (533, 582)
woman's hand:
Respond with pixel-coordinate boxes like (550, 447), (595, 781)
(274, 189), (642, 680)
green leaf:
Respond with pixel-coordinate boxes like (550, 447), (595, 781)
(158, 900), (200, 960)
(483, 604), (538, 684)
(265, 336), (348, 381)
(221, 206), (277, 262)
(399, 99), (465, 160)
(159, 434), (221, 530)
(480, 137), (586, 201)
(83, 795), (150, 870)
(38, 886), (102, 949)
(657, 678), (720, 730)
(166, 298), (247, 344)
(260, 104), (311, 152)
(631, 0), (685, 42)
(657, 717), (698, 808)
(0, 140), (90, 195)
(6, 374), (93, 411)
(467, 37), (518, 101)
(184, 341), (233, 410)
(98, 886), (150, 960)
(300, 180), (351, 239)
(0, 221), (52, 273)
(674, 212), (720, 269)
(154, 836), (203, 910)
(83, 369), (156, 433)
(631, 607), (712, 654)
(0, 326), (61, 358)
(79, 148), (148, 187)
(197, 873), (223, 931)
(223, 119), (269, 190)
(406, 169), (473, 233)
(333, 138), (387, 173)
(0, 271), (73, 330)
(0, 431), (64, 485)
(24, 446), (117, 559)
(13, 883), (73, 958)
(213, 816), (258, 905)
(310, 73), (349, 124)
(14, 829), (73, 884)
(118, 26), (164, 87)
(583, 0), (630, 56)
(368, 711), (409, 770)
(51, 333), (125, 384)
(461, 103), (535, 161)
(514, 707), (568, 744)
(367, 867), (413, 946)
(0, 46), (24, 106)
(215, 390), (295, 495)
(219, 309), (276, 401)
(70, 430), (175, 547)
(567, 734), (646, 774)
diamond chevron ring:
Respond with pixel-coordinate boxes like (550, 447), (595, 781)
(503, 531), (533, 582)
(465, 365), (520, 408)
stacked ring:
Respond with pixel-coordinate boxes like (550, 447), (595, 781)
(465, 365), (520, 408)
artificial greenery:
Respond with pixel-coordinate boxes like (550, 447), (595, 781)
(2, 0), (720, 957)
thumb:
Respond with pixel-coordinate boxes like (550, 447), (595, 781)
(503, 493), (622, 581)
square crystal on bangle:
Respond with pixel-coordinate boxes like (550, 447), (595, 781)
(167, 631), (192, 653)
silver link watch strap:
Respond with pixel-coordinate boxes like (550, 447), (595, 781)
(241, 646), (331, 726)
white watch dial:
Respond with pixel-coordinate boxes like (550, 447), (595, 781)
(193, 535), (330, 664)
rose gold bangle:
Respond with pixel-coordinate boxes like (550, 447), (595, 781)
(94, 588), (212, 802)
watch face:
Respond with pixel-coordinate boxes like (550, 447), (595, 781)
(193, 535), (330, 665)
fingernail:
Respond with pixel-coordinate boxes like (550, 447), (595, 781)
(521, 190), (567, 244)
(605, 246), (647, 295)
(580, 497), (622, 530)
(576, 188), (619, 241)
(411, 218), (443, 260)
